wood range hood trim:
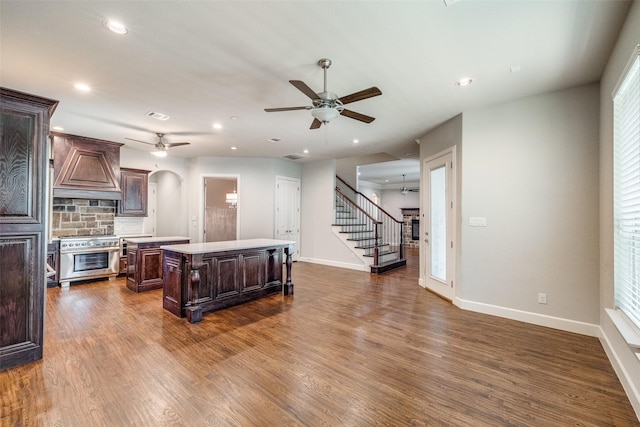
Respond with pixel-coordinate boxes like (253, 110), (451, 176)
(51, 132), (124, 200)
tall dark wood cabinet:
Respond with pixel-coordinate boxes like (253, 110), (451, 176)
(0, 88), (58, 371)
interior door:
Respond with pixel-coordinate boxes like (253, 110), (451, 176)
(275, 176), (300, 261)
(204, 176), (238, 242)
(423, 150), (456, 300)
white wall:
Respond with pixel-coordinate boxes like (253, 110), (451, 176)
(152, 170), (186, 237)
(188, 157), (302, 243)
(300, 159), (364, 269)
(599, 0), (640, 415)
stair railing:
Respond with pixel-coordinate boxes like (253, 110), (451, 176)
(335, 188), (382, 264)
(336, 176), (404, 266)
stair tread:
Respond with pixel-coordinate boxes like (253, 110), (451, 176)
(339, 230), (373, 234)
(363, 250), (398, 258)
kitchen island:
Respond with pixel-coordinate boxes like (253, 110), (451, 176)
(125, 236), (190, 292)
(161, 239), (295, 323)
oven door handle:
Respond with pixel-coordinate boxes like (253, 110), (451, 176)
(61, 247), (119, 255)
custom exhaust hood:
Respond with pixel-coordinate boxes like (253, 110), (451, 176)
(51, 132), (123, 200)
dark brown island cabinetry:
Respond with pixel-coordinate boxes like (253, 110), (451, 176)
(0, 87), (58, 371)
(161, 239), (295, 323)
(117, 168), (149, 217)
(50, 132), (123, 200)
(125, 236), (189, 292)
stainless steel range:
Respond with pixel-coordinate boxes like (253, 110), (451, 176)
(58, 235), (120, 287)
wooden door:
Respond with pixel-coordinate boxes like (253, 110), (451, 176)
(204, 176), (238, 242)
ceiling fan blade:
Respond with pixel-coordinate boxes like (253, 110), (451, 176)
(290, 80), (320, 100)
(125, 137), (155, 146)
(340, 109), (375, 123)
(310, 118), (322, 129)
(339, 87), (382, 105)
(164, 142), (190, 148)
(265, 106), (310, 112)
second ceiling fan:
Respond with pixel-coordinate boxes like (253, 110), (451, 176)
(126, 132), (190, 157)
(265, 58), (382, 129)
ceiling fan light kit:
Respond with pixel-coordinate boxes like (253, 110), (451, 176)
(265, 58), (382, 129)
(311, 106), (340, 123)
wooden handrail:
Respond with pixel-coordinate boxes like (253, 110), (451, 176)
(335, 188), (381, 224)
(336, 175), (403, 225)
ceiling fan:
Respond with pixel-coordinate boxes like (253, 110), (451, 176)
(400, 174), (419, 195)
(265, 58), (382, 129)
(125, 132), (190, 157)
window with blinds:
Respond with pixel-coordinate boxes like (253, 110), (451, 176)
(614, 45), (640, 330)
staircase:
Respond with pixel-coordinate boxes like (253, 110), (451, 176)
(334, 176), (406, 273)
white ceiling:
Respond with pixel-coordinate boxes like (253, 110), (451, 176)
(0, 1), (631, 184)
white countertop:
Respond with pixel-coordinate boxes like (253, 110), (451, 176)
(160, 238), (295, 255)
(126, 236), (190, 244)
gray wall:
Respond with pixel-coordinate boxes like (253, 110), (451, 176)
(460, 84), (600, 323)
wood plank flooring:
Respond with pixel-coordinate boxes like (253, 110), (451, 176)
(1, 250), (638, 426)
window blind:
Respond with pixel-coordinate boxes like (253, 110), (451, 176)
(614, 47), (640, 330)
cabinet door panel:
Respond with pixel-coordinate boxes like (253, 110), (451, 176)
(0, 234), (43, 368)
(241, 252), (264, 292)
(0, 107), (44, 224)
(215, 256), (239, 298)
(162, 252), (183, 316)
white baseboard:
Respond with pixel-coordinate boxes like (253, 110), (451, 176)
(454, 297), (600, 337)
(298, 257), (368, 272)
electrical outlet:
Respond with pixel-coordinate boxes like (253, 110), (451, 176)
(538, 292), (547, 304)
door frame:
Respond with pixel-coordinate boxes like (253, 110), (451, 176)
(201, 174), (240, 242)
(421, 147), (457, 301)
(275, 175), (301, 261)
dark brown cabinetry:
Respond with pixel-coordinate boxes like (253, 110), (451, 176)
(125, 236), (189, 292)
(161, 239), (294, 323)
(117, 168), (149, 216)
(51, 132), (122, 200)
(119, 257), (127, 275)
(0, 87), (58, 371)
(46, 240), (60, 287)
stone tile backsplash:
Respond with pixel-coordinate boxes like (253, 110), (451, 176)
(51, 198), (115, 237)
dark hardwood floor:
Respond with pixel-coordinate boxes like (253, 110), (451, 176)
(1, 249), (638, 426)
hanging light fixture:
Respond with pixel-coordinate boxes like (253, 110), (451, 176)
(225, 190), (237, 207)
(151, 149), (167, 158)
(401, 174), (409, 195)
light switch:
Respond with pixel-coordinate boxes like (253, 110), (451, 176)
(469, 217), (487, 227)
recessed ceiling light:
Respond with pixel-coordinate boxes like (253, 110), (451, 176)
(52, 126), (64, 131)
(212, 123), (222, 130)
(74, 83), (91, 92)
(104, 20), (128, 35)
(455, 77), (473, 87)
(230, 116), (239, 120)
(230, 146), (237, 150)
(352, 139), (359, 144)
(303, 149), (309, 154)
(385, 179), (389, 183)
